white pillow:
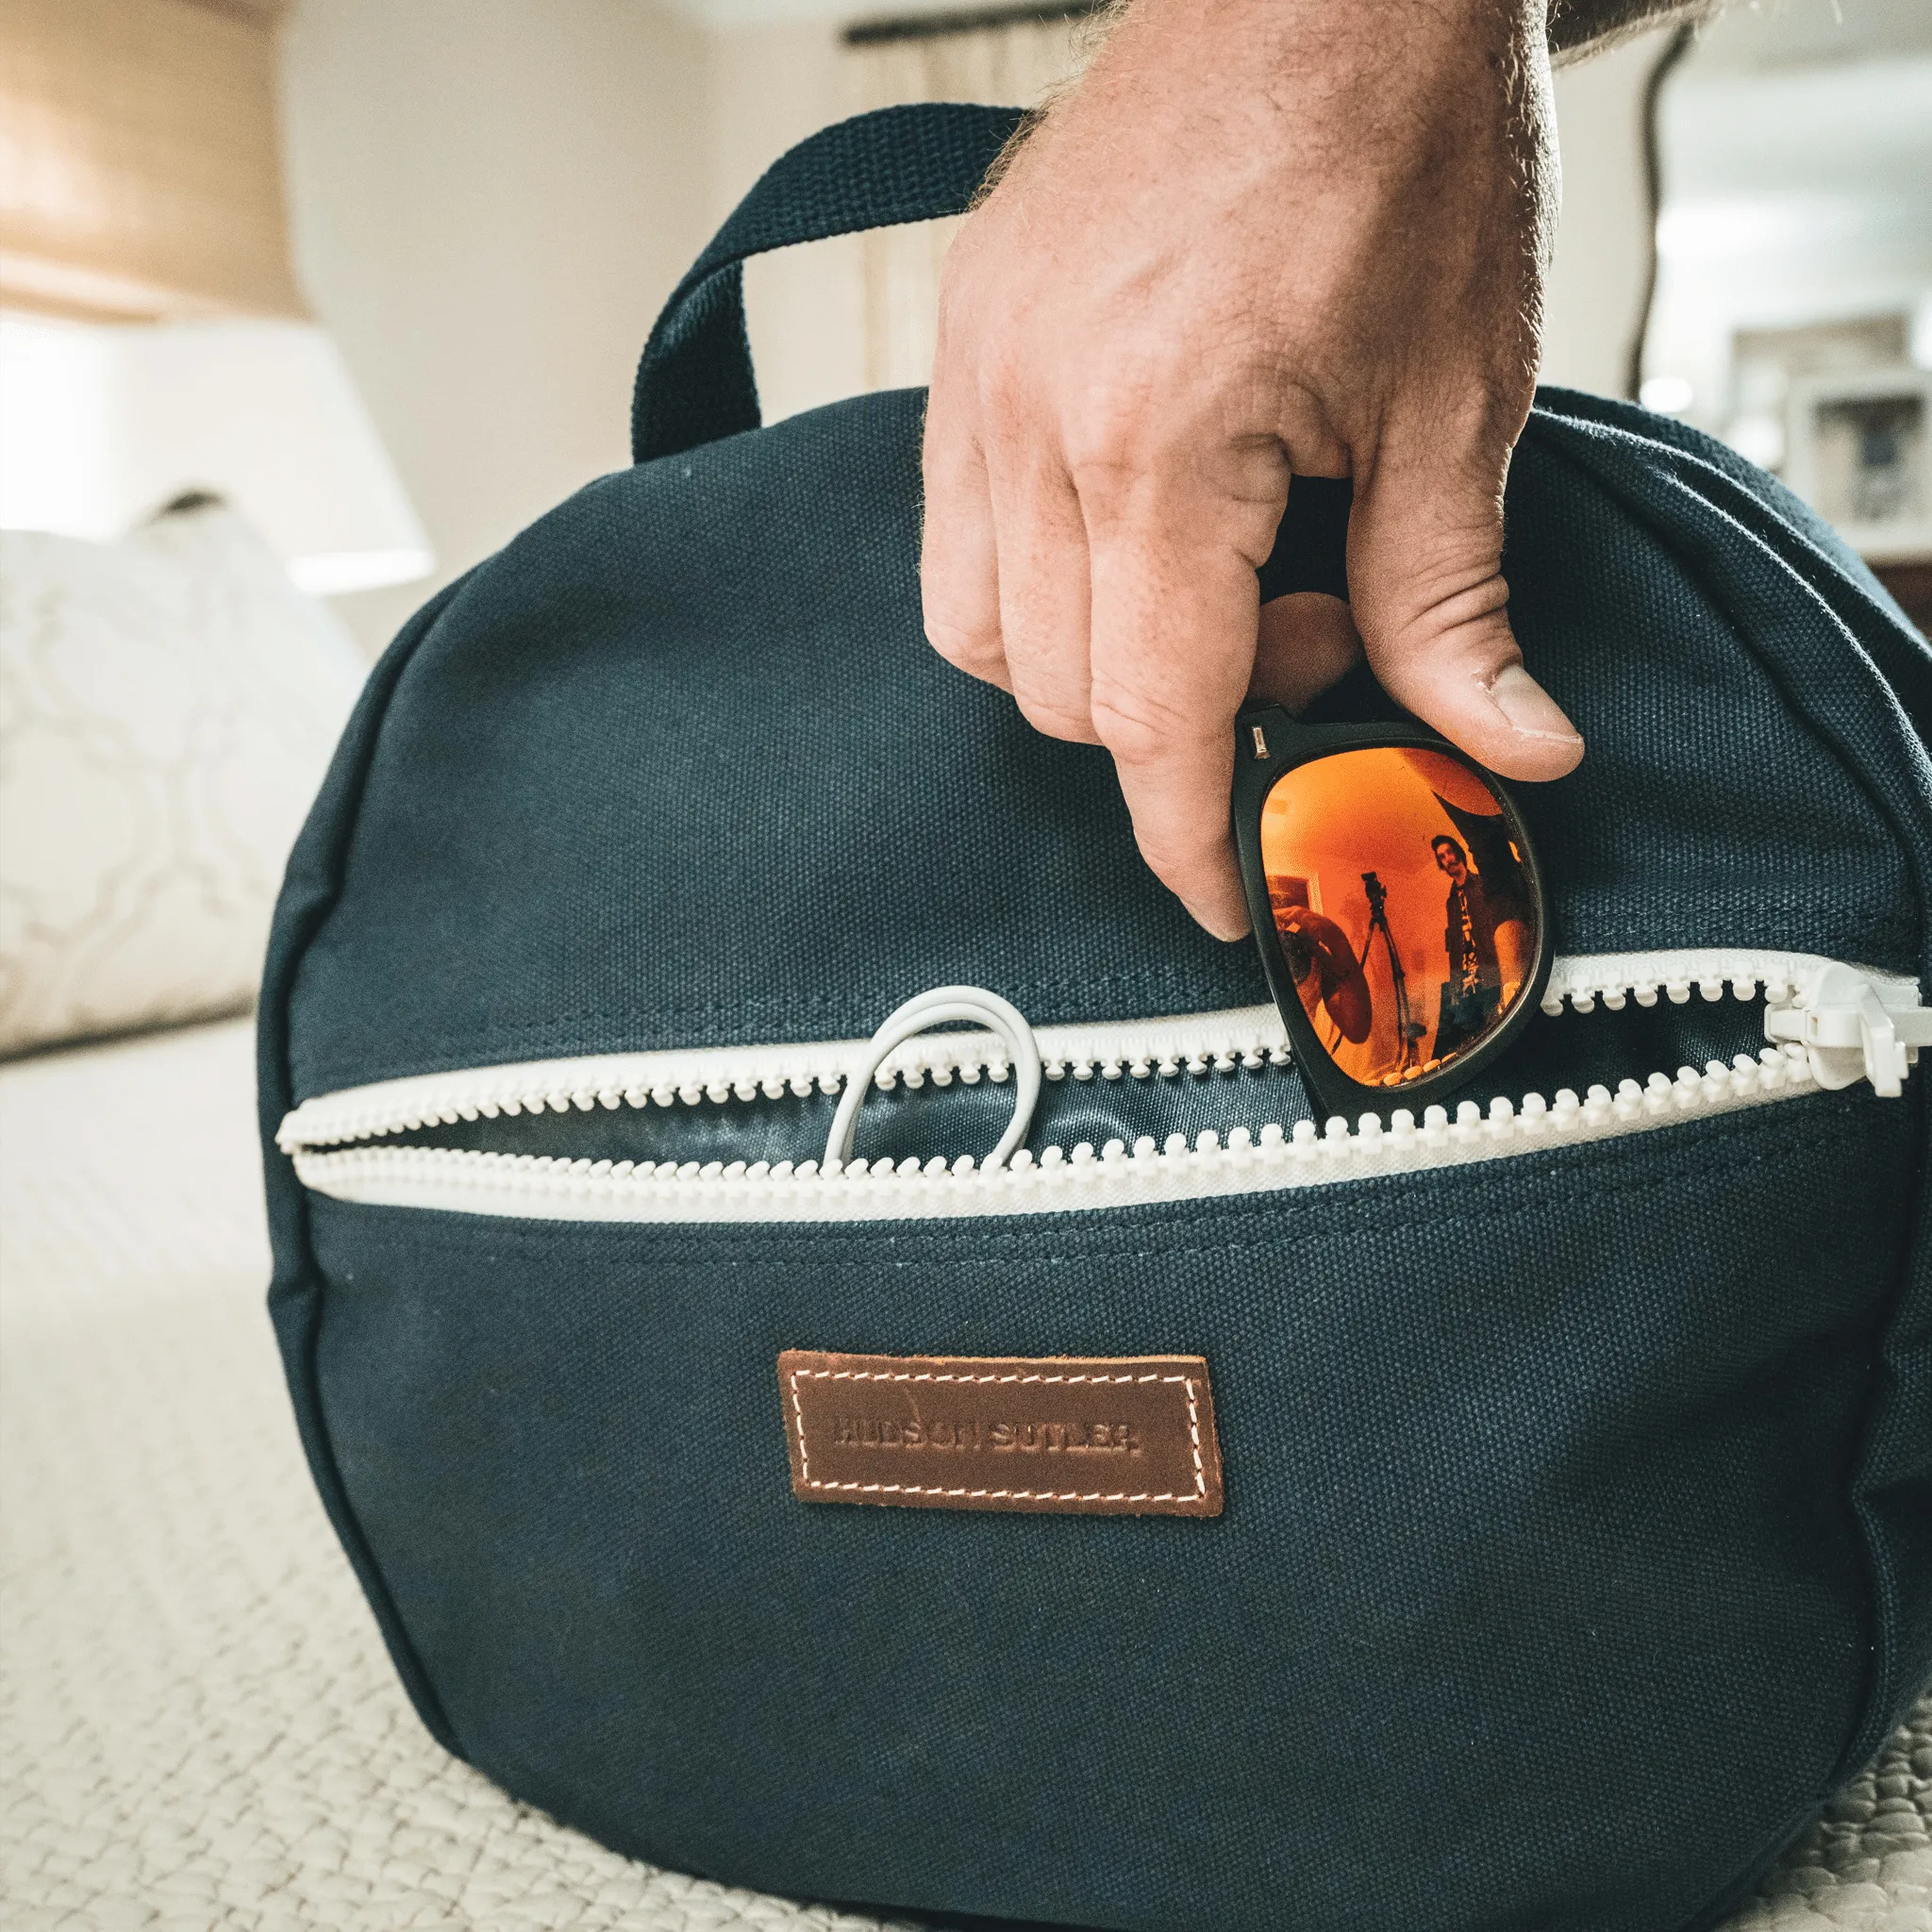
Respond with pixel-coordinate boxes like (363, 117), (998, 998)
(0, 499), (367, 1057)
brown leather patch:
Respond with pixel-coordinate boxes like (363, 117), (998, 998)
(777, 1351), (1223, 1517)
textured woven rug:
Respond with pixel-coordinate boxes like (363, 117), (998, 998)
(3, 1020), (1926, 1931)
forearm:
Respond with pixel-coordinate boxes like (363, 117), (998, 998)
(1069, 0), (1718, 83)
(1547, 0), (1718, 59)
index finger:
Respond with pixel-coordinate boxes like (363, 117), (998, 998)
(1084, 516), (1268, 940)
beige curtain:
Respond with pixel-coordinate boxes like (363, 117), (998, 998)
(843, 18), (1092, 391)
(0, 0), (303, 321)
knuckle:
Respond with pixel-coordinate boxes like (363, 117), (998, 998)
(1063, 383), (1162, 495)
(1407, 525), (1506, 591)
(924, 617), (1005, 678)
(1012, 690), (1096, 743)
(1089, 681), (1201, 769)
(1132, 816), (1222, 889)
(1090, 704), (1166, 770)
(1386, 556), (1511, 646)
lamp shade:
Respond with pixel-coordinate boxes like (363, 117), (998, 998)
(0, 311), (432, 594)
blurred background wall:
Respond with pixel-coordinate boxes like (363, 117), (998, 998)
(4, 0), (1927, 654)
(277, 0), (711, 650)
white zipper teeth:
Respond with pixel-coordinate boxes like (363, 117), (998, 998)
(278, 1006), (1291, 1152)
(293, 1041), (1824, 1224)
(276, 948), (1909, 1155)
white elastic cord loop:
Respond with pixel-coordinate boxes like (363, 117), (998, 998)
(822, 986), (1042, 1174)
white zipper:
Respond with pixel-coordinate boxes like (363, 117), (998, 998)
(282, 950), (1927, 1225)
(276, 1005), (1297, 1152)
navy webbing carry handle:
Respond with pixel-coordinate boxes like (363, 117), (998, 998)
(633, 103), (1024, 462)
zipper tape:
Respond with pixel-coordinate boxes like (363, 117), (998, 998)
(278, 949), (1919, 1157)
(291, 1041), (1825, 1224)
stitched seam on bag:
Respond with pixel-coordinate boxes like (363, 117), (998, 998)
(1531, 396), (1932, 735)
(1531, 422), (1929, 911)
(1518, 429), (1918, 974)
(788, 1367), (1205, 1502)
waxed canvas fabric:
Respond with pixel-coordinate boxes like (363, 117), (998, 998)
(261, 107), (1932, 1932)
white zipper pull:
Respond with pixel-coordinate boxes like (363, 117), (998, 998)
(823, 986), (1042, 1174)
(1763, 961), (1932, 1096)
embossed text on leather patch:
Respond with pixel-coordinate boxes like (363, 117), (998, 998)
(777, 1351), (1223, 1517)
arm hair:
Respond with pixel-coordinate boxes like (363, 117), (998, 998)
(1547, 0), (1719, 61)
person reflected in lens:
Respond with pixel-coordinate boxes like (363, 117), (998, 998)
(1431, 834), (1531, 1058)
(1269, 889), (1371, 1045)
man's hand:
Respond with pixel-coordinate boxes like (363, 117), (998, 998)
(921, 0), (1586, 939)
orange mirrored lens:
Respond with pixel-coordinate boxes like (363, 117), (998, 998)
(1259, 747), (1538, 1090)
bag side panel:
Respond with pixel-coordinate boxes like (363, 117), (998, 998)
(1521, 411), (1932, 1780)
(258, 574), (478, 1759)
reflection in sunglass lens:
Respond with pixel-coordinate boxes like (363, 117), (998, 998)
(1258, 748), (1538, 1090)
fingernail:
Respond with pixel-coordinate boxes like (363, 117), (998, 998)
(1185, 899), (1252, 943)
(1484, 663), (1582, 744)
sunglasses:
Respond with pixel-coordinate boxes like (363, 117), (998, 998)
(1231, 706), (1553, 1123)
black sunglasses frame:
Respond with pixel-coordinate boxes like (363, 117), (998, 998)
(1230, 704), (1554, 1123)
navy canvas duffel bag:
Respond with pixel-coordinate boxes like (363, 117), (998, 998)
(260, 105), (1932, 1932)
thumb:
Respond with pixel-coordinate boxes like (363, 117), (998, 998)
(1346, 435), (1582, 783)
